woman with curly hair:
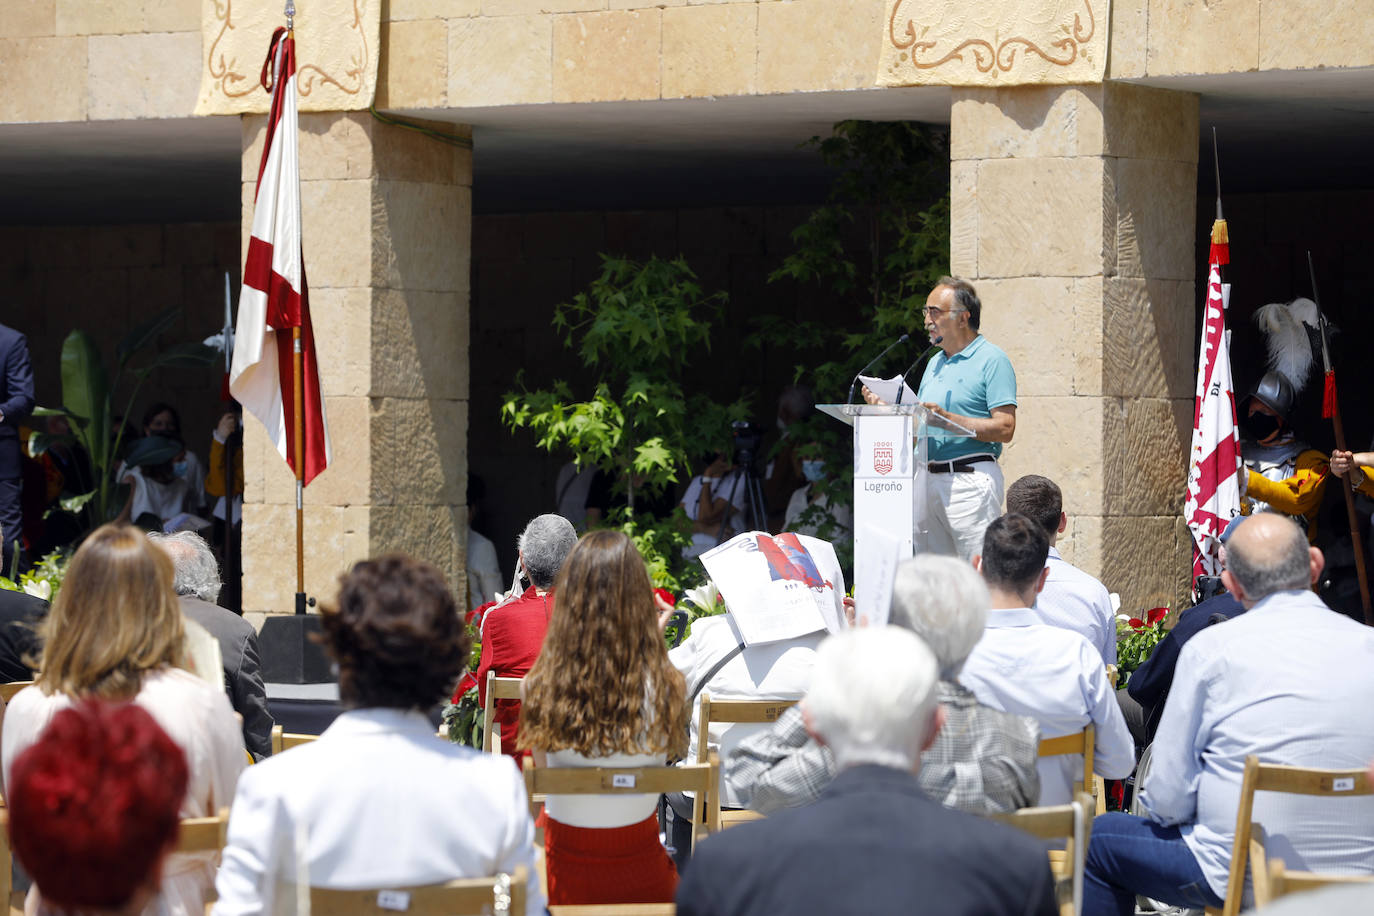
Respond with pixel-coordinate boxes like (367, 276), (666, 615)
(519, 529), (688, 905)
(0, 523), (245, 916)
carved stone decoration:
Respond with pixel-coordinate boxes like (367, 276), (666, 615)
(196, 0), (380, 115)
(878, 0), (1108, 87)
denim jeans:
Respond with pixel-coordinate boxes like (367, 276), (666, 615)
(1084, 813), (1224, 916)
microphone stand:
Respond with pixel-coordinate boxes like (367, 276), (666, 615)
(847, 334), (910, 404)
(894, 342), (943, 405)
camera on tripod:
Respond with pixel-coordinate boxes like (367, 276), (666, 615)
(731, 420), (764, 471)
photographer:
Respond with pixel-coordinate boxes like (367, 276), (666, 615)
(680, 452), (748, 558)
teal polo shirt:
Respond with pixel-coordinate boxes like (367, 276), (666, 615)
(916, 334), (1017, 462)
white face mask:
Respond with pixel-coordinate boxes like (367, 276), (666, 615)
(802, 460), (825, 483)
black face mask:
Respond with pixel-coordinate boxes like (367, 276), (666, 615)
(1243, 412), (1282, 441)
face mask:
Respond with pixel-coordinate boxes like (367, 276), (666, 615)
(172, 460), (189, 478)
(802, 460), (825, 483)
(1243, 412), (1281, 441)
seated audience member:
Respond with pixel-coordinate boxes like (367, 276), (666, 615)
(664, 546), (839, 862)
(762, 385), (813, 532)
(141, 402), (207, 501)
(728, 554), (1039, 814)
(0, 584), (46, 681)
(214, 555), (544, 914)
(8, 701), (190, 916)
(680, 453), (749, 558)
(781, 453), (852, 543)
(1005, 474), (1116, 664)
(1085, 513), (1374, 916)
(149, 531), (275, 760)
(959, 514), (1134, 806)
(520, 530), (688, 905)
(676, 627), (1057, 916)
(2, 523), (245, 916)
(474, 513), (577, 761)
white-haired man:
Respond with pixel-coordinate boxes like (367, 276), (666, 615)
(1085, 513), (1374, 915)
(677, 628), (1056, 916)
(149, 530), (275, 760)
(726, 554), (1040, 814)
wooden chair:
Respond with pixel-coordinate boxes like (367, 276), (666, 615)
(269, 724), (319, 755)
(695, 693), (797, 830)
(523, 757), (719, 855)
(0, 680), (32, 704)
(483, 672), (524, 755)
(177, 807), (230, 854)
(1105, 664), (1118, 689)
(1037, 725), (1095, 798)
(1266, 856), (1374, 902)
(1209, 755), (1374, 916)
(310, 866), (527, 916)
(990, 792), (1094, 916)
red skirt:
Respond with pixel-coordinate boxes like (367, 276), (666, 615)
(541, 811), (678, 905)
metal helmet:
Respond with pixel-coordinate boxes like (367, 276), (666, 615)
(1249, 371), (1295, 420)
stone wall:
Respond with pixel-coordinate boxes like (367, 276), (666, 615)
(0, 220), (240, 453)
(0, 0), (201, 122)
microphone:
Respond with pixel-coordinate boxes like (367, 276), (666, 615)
(894, 344), (943, 405)
(848, 334), (910, 404)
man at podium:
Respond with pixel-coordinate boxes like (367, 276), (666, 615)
(866, 276), (1017, 560)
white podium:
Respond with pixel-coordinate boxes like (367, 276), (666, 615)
(817, 403), (974, 616)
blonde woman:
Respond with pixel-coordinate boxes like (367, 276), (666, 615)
(519, 529), (688, 905)
(0, 523), (245, 916)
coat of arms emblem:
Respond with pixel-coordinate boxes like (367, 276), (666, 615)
(873, 443), (894, 475)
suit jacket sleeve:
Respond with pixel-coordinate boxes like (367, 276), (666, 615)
(233, 628), (276, 760)
(1, 331), (35, 422)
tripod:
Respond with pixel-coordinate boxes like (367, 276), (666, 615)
(715, 450), (769, 543)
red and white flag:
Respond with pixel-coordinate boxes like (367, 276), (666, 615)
(230, 28), (331, 485)
(1184, 219), (1241, 580)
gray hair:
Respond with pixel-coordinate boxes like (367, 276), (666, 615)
(803, 627), (940, 771)
(146, 530), (222, 602)
(889, 554), (989, 679)
(1224, 513), (1311, 601)
(518, 514), (578, 589)
(936, 275), (982, 330)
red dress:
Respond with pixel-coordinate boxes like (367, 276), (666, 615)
(539, 810), (678, 904)
(474, 589), (553, 761)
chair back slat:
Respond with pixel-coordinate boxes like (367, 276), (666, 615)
(0, 680), (33, 704)
(176, 807), (230, 853)
(309, 867), (527, 916)
(524, 758), (718, 853)
(1037, 725), (1095, 798)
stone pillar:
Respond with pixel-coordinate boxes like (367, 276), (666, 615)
(239, 112), (471, 620)
(949, 83), (1198, 612)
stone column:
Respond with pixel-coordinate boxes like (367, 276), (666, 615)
(949, 83), (1198, 612)
(239, 113), (471, 621)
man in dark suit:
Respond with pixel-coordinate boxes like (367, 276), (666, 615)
(0, 323), (36, 573)
(149, 530), (275, 759)
(0, 587), (46, 682)
(676, 627), (1057, 916)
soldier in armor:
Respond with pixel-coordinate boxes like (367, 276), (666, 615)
(1237, 371), (1330, 540)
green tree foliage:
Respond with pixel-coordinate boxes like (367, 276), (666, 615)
(501, 256), (753, 588)
(751, 121), (952, 568)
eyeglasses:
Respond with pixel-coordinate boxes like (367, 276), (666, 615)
(922, 306), (965, 318)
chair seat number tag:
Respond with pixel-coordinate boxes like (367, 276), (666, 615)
(612, 774), (637, 788)
(377, 890), (411, 911)
(1333, 777), (1355, 792)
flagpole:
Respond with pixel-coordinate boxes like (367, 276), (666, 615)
(284, 0), (307, 617)
(1308, 252), (1372, 624)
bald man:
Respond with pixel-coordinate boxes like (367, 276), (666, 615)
(1084, 514), (1374, 915)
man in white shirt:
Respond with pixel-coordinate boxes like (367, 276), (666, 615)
(1084, 513), (1374, 915)
(1005, 474), (1116, 664)
(959, 513), (1135, 806)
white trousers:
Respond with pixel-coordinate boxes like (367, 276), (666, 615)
(915, 461), (1005, 561)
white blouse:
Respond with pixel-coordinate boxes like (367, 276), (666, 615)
(543, 746), (666, 828)
(2, 667), (247, 916)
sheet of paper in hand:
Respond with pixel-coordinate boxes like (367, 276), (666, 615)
(700, 532), (846, 646)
